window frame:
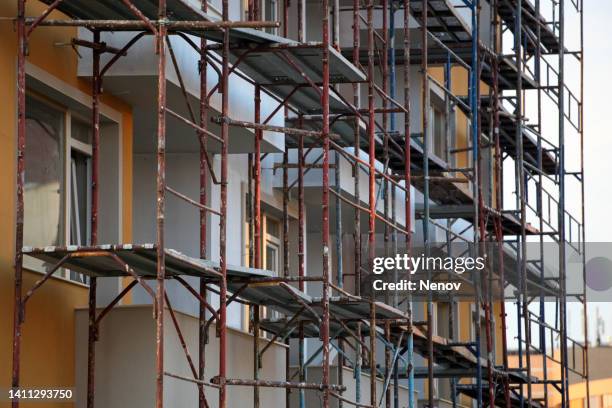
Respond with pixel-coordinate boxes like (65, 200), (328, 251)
(263, 214), (282, 276)
(262, 0), (279, 35)
(25, 92), (94, 286)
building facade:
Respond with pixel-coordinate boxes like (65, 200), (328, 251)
(1, 0), (588, 408)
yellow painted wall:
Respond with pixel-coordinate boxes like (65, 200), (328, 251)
(428, 63), (504, 355)
(0, 1), (133, 405)
(562, 378), (612, 408)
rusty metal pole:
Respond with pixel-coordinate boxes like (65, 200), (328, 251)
(352, 0), (361, 300)
(155, 1), (168, 407)
(198, 1), (209, 406)
(384, 322), (391, 408)
(380, 0), (392, 408)
(297, 0), (305, 42)
(281, 7), (291, 408)
(253, 304), (260, 408)
(382, 0), (391, 315)
(218, 0), (231, 405)
(352, 0), (363, 399)
(11, 1), (27, 406)
(254, 85), (262, 270)
(254, 0), (260, 22)
(321, 0), (332, 403)
(86, 28), (102, 408)
(297, 116), (306, 408)
(366, 0), (376, 276)
(369, 302), (376, 407)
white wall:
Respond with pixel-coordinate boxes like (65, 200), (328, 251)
(75, 305), (287, 408)
(131, 152), (248, 328)
(289, 365), (413, 408)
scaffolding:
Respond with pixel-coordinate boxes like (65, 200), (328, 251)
(10, 0), (589, 407)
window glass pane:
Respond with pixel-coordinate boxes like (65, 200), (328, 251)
(69, 135), (92, 285)
(266, 218), (280, 238)
(71, 117), (92, 145)
(24, 96), (64, 248)
(591, 396), (603, 408)
(264, 0), (277, 34)
(266, 244), (278, 274)
(70, 151), (91, 247)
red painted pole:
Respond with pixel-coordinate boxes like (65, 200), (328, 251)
(199, 1), (209, 406)
(155, 2), (167, 408)
(86, 28), (101, 408)
(219, 0), (230, 405)
(11, 2), (26, 406)
(321, 0), (331, 404)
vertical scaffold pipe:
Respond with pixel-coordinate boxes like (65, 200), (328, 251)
(579, 1), (591, 406)
(218, 0), (231, 405)
(87, 28), (101, 408)
(198, 1), (209, 406)
(367, 0), (376, 273)
(370, 302), (377, 407)
(155, 2), (168, 407)
(321, 0), (332, 404)
(296, 0), (306, 398)
(558, 1), (570, 407)
(402, 1), (414, 407)
(254, 86), (262, 271)
(11, 2), (26, 407)
(298, 117), (306, 408)
(491, 3), (511, 407)
(386, 0), (404, 403)
(251, 82), (262, 407)
(353, 0), (363, 399)
(420, 1), (435, 406)
(366, 0), (376, 401)
(469, 1), (484, 407)
(512, 0), (534, 406)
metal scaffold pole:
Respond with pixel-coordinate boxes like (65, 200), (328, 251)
(12, 2), (26, 406)
(155, 2), (168, 407)
(491, 1), (511, 407)
(402, 1), (414, 407)
(219, 0), (231, 406)
(87, 27), (101, 408)
(579, 0), (591, 406)
(322, 0), (332, 404)
(419, 1), (435, 406)
(198, 2), (209, 407)
(468, 2), (483, 407)
(558, 1), (570, 407)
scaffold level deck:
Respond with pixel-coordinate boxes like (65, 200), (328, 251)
(22, 244), (272, 280)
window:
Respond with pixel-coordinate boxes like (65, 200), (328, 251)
(24, 94), (92, 285)
(263, 0), (279, 34)
(262, 215), (282, 324)
(264, 216), (281, 275)
(430, 105), (447, 161)
(68, 118), (93, 284)
(24, 95), (65, 249)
